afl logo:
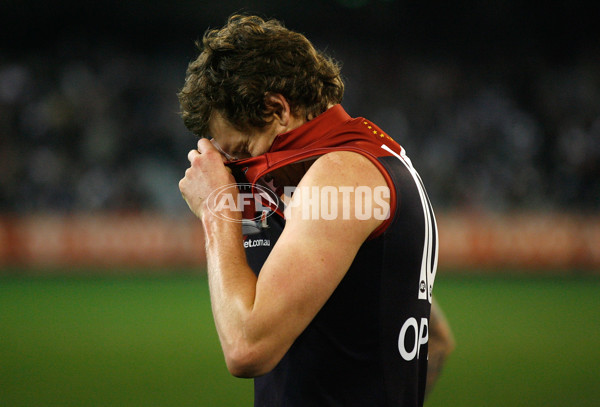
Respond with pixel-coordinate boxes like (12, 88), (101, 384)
(419, 280), (426, 294)
(206, 183), (278, 223)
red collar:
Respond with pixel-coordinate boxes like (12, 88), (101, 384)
(226, 104), (402, 237)
(268, 104), (352, 152)
(227, 104), (401, 186)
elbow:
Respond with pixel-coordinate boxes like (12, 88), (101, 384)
(223, 343), (279, 378)
(447, 333), (456, 356)
(442, 324), (456, 356)
(428, 325), (456, 361)
(437, 328), (456, 359)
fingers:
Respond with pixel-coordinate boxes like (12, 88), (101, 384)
(187, 138), (221, 164)
(187, 148), (200, 163)
(197, 137), (216, 153)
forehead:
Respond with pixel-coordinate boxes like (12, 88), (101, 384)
(207, 111), (244, 140)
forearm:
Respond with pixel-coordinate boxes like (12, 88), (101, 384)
(202, 209), (261, 372)
(179, 140), (281, 376)
(426, 336), (452, 397)
(425, 299), (455, 397)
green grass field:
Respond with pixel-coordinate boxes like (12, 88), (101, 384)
(1, 271), (599, 406)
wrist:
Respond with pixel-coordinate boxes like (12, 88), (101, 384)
(201, 200), (243, 236)
(201, 183), (243, 221)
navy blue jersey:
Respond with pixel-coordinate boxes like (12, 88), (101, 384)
(243, 154), (437, 406)
(228, 105), (438, 406)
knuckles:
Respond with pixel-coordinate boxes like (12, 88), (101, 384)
(189, 148), (221, 168)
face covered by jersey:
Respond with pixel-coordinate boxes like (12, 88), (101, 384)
(223, 104), (404, 238)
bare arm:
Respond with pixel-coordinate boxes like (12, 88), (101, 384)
(426, 297), (455, 398)
(180, 140), (388, 377)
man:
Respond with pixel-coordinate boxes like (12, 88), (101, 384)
(178, 14), (452, 406)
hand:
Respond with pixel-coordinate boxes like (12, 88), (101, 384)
(179, 138), (237, 219)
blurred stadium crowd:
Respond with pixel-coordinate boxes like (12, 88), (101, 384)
(1, 1), (598, 216)
(0, 44), (191, 215)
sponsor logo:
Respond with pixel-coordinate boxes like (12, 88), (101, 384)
(243, 238), (271, 249)
(398, 317), (429, 361)
(241, 212), (270, 236)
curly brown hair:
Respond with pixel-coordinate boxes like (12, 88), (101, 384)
(178, 14), (345, 138)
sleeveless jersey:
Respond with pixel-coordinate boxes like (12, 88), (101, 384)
(227, 105), (438, 406)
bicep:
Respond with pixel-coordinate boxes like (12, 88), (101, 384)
(253, 214), (366, 341)
(249, 152), (389, 359)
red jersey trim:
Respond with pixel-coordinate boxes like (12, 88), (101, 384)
(227, 105), (404, 238)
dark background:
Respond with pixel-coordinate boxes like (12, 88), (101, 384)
(1, 0), (599, 214)
(1, 4), (599, 406)
(2, 0), (598, 59)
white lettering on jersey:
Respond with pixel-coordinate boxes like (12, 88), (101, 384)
(243, 238), (271, 249)
(398, 317), (429, 361)
(380, 144), (439, 303)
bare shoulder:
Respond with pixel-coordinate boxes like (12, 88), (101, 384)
(300, 150), (388, 188)
(282, 150), (390, 242)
